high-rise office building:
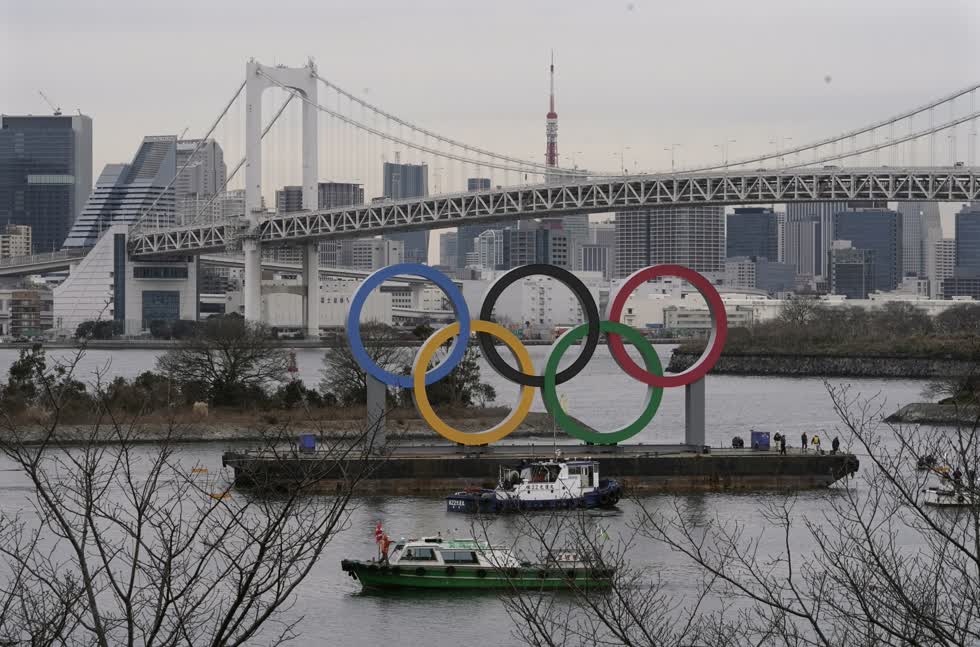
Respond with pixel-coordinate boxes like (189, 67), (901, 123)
(931, 238), (957, 296)
(614, 206), (724, 278)
(383, 161), (429, 264)
(726, 207), (779, 260)
(351, 238), (403, 271)
(456, 177), (516, 268)
(724, 256), (796, 294)
(786, 201), (850, 277)
(174, 139), (225, 223)
(439, 231), (458, 268)
(274, 186), (304, 213)
(475, 229), (505, 270)
(580, 244), (611, 278)
(954, 205), (980, 277)
(0, 114), (93, 253)
(63, 136), (176, 248)
(832, 209), (902, 292)
(829, 242), (876, 299)
(784, 217), (821, 278)
(503, 227), (541, 269)
(897, 201), (941, 278)
(319, 181), (364, 209)
(316, 182), (366, 267)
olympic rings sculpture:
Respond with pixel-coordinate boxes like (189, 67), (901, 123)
(346, 263), (728, 446)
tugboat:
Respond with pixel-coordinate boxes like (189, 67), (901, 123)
(445, 458), (622, 513)
(341, 534), (615, 591)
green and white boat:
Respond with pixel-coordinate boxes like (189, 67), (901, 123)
(341, 536), (614, 591)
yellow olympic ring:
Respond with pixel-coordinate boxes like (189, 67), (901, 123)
(413, 320), (535, 445)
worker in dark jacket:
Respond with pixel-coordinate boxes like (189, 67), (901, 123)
(779, 433), (787, 455)
(801, 432), (808, 453)
(831, 437), (840, 455)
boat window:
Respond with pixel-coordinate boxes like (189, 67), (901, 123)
(400, 547), (437, 561)
(442, 550), (479, 564)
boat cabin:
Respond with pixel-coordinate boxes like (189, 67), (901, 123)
(386, 537), (519, 568)
(502, 460), (600, 494)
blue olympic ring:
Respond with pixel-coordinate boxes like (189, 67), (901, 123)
(345, 263), (471, 388)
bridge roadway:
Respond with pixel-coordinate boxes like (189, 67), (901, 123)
(130, 166), (980, 257)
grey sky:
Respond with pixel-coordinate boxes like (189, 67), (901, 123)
(3, 0), (979, 243)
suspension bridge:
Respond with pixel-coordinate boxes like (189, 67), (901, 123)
(46, 60), (980, 333)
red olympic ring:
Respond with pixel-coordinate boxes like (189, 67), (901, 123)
(606, 264), (727, 388)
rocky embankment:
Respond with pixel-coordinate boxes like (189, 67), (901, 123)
(1, 411), (560, 447)
(669, 352), (976, 378)
(885, 403), (980, 426)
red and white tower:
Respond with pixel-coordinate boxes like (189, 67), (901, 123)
(545, 51), (559, 169)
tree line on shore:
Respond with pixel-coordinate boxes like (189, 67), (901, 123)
(679, 299), (980, 359)
(3, 317), (496, 422)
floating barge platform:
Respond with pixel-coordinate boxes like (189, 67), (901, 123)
(221, 444), (859, 494)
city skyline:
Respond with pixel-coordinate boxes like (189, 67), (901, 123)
(4, 1), (977, 199)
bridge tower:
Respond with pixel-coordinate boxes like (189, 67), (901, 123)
(244, 60), (320, 336)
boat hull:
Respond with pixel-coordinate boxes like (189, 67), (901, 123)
(341, 560), (613, 591)
(446, 480), (622, 514)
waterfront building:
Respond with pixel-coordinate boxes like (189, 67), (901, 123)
(225, 277), (393, 328)
(897, 201), (941, 278)
(830, 242), (876, 300)
(726, 207), (779, 261)
(54, 223), (198, 335)
(942, 276), (980, 300)
(614, 206), (724, 278)
(832, 208), (902, 292)
(63, 136), (177, 248)
(0, 224), (32, 258)
(382, 161), (429, 264)
(0, 287), (53, 337)
(0, 114), (92, 253)
(785, 201), (850, 277)
(174, 139), (226, 223)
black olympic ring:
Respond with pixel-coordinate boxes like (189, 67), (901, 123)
(477, 264), (601, 388)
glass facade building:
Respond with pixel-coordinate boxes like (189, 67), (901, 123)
(954, 206), (980, 277)
(832, 209), (902, 292)
(0, 114), (92, 253)
(726, 207), (779, 260)
(382, 162), (429, 264)
(64, 136), (177, 248)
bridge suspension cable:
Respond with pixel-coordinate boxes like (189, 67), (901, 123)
(313, 72), (583, 176)
(679, 82), (980, 173)
(261, 70), (575, 177)
(134, 80), (246, 229)
(781, 109), (980, 169)
(182, 94), (295, 227)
